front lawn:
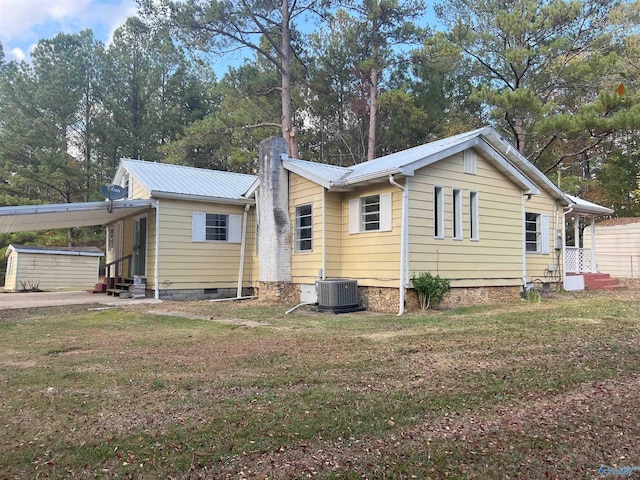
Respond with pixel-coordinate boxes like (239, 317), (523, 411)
(1, 291), (639, 478)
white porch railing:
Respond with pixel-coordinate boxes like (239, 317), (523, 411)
(565, 247), (592, 273)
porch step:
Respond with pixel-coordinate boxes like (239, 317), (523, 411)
(582, 273), (621, 290)
(107, 288), (131, 298)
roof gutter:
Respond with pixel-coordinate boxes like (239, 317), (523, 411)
(389, 175), (409, 316)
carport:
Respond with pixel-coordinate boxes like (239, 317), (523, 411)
(0, 199), (154, 233)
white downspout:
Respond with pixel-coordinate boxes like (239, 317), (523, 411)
(154, 199), (160, 300)
(322, 188), (326, 280)
(237, 204), (250, 297)
(389, 175), (408, 316)
(521, 193), (527, 288)
(590, 215), (597, 273)
(562, 206), (574, 290)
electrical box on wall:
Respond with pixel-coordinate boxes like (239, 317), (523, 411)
(555, 230), (562, 250)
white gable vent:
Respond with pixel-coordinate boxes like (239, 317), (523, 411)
(316, 279), (363, 313)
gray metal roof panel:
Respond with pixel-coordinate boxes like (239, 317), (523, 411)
(122, 159), (257, 200)
(283, 158), (352, 184)
(8, 244), (104, 256)
(345, 128), (489, 182)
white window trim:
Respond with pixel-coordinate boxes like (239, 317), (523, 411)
(192, 212), (242, 243)
(295, 204), (313, 252)
(452, 188), (463, 240)
(470, 191), (479, 241)
(349, 193), (392, 234)
(434, 186), (444, 239)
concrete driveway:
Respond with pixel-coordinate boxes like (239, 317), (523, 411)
(0, 291), (161, 310)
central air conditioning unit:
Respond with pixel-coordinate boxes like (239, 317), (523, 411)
(316, 279), (364, 313)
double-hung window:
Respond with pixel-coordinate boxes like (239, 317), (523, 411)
(206, 214), (228, 241)
(349, 193), (392, 233)
(192, 212), (242, 243)
(295, 204), (313, 252)
(361, 195), (381, 231)
(525, 212), (550, 254)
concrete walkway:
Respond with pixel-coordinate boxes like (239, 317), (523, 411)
(0, 291), (161, 310)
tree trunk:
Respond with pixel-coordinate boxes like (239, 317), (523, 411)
(367, 65), (378, 161)
(514, 116), (526, 155)
(280, 2), (298, 158)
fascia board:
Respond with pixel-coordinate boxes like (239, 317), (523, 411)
(150, 191), (255, 205)
(282, 160), (333, 189)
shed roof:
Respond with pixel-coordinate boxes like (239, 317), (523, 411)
(7, 244), (104, 257)
(116, 159), (257, 204)
(594, 217), (640, 227)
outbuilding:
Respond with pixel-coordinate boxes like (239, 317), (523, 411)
(3, 244), (104, 292)
(583, 217), (640, 279)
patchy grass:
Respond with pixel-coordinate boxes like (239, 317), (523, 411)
(1, 291), (640, 478)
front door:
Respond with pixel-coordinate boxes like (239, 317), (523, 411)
(132, 215), (147, 276)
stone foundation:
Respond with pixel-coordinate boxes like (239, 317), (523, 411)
(357, 285), (522, 313)
(257, 281), (299, 303)
(157, 287), (253, 301)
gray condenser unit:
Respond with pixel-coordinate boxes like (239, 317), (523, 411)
(316, 279), (363, 313)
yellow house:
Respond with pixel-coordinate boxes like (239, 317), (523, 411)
(259, 128), (612, 312)
(102, 160), (258, 300)
(0, 127), (613, 310)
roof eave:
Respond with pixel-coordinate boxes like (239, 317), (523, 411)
(282, 160), (334, 189)
(150, 191), (255, 206)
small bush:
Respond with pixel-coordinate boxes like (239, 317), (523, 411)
(412, 272), (451, 310)
(19, 280), (41, 292)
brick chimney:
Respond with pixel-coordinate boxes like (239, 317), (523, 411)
(258, 137), (293, 300)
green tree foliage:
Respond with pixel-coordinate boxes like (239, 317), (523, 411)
(140, 0), (324, 158)
(434, 0), (637, 170)
(162, 58), (283, 173)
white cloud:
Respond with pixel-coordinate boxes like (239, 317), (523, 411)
(9, 47), (25, 61)
(0, 0), (138, 44)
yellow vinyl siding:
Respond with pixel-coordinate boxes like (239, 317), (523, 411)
(290, 173), (324, 283)
(342, 184), (402, 287)
(324, 191), (343, 278)
(156, 198), (253, 290)
(9, 252), (99, 291)
(524, 193), (562, 282)
(409, 151), (524, 288)
(130, 177), (150, 199)
(146, 209), (157, 288)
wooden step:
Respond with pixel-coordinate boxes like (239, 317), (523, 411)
(106, 288), (131, 298)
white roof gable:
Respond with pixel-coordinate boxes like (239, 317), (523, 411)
(115, 159), (257, 203)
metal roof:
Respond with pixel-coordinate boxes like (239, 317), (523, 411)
(283, 127), (540, 193)
(119, 159), (257, 202)
(0, 199), (153, 234)
(7, 244), (104, 257)
(566, 194), (614, 216)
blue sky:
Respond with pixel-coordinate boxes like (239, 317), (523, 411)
(0, 0), (138, 61)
